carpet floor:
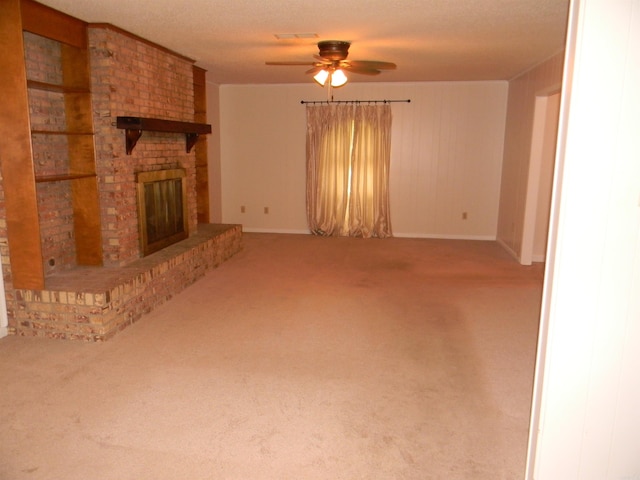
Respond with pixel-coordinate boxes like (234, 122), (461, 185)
(0, 233), (544, 479)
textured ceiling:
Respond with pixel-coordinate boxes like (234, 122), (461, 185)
(35, 0), (570, 85)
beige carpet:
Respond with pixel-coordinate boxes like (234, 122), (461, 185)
(0, 233), (544, 480)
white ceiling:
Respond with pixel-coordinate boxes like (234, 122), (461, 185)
(36, 0), (570, 85)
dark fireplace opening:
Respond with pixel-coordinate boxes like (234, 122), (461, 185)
(136, 168), (188, 256)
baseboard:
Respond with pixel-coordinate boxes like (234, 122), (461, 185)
(241, 229), (498, 241)
(496, 237), (522, 262)
(242, 228), (311, 235)
(393, 233), (497, 241)
(532, 253), (546, 263)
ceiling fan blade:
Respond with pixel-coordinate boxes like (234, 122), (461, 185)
(347, 60), (397, 70)
(305, 66), (324, 75)
(265, 61), (316, 66)
(343, 65), (382, 76)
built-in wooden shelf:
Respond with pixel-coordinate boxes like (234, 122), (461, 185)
(31, 130), (93, 135)
(35, 173), (96, 183)
(27, 79), (89, 94)
(116, 116), (212, 155)
(0, 0), (103, 290)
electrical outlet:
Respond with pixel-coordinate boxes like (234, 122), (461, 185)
(240, 206), (246, 213)
(264, 207), (269, 214)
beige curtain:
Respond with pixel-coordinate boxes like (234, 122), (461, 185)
(306, 104), (392, 238)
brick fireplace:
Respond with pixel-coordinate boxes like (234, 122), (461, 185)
(0, 7), (241, 341)
(90, 24), (200, 267)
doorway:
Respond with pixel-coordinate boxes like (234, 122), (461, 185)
(520, 92), (561, 265)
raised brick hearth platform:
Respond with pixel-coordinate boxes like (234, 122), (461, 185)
(8, 224), (241, 341)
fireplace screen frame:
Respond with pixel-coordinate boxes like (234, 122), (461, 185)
(136, 168), (189, 256)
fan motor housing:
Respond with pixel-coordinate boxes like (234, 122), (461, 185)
(318, 40), (350, 61)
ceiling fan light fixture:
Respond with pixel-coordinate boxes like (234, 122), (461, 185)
(313, 68), (348, 88)
(313, 69), (330, 86)
(330, 69), (348, 87)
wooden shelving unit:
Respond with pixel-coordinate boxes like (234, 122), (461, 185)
(26, 8), (102, 269)
(193, 66), (210, 223)
(0, 0), (103, 289)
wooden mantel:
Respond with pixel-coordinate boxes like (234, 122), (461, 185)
(116, 116), (212, 155)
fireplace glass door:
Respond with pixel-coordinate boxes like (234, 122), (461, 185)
(136, 169), (188, 255)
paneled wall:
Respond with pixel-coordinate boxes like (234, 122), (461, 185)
(496, 53), (565, 259)
(528, 1), (640, 477)
(218, 81), (508, 239)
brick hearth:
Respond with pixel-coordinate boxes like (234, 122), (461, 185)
(10, 224), (242, 341)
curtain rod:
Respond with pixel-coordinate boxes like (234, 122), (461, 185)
(300, 99), (411, 105)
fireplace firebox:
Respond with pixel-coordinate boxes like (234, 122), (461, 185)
(136, 168), (188, 256)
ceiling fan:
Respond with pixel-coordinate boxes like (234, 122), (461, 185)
(266, 40), (396, 88)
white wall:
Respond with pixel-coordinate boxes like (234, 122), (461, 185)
(527, 0), (640, 478)
(218, 81), (508, 238)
